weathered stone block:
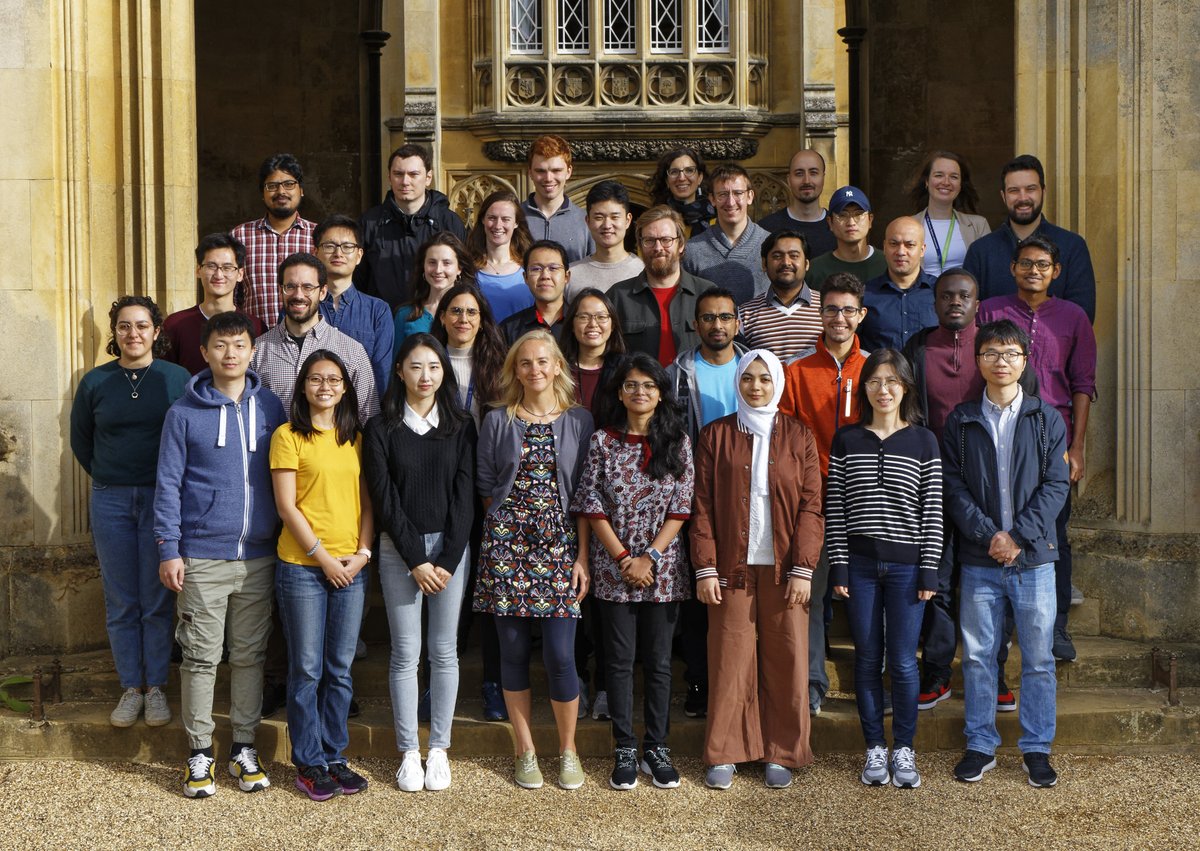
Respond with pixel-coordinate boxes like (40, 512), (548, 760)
(6, 548), (108, 655)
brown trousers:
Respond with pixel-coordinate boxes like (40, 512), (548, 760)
(704, 564), (813, 768)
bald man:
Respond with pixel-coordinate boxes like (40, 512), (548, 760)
(858, 216), (939, 351)
(758, 148), (839, 259)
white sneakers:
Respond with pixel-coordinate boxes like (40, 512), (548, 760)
(395, 748), (452, 792)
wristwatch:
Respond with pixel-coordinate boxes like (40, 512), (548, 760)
(645, 547), (664, 568)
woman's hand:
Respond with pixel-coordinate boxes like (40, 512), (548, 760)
(785, 577), (811, 610)
(621, 555), (655, 589)
(696, 577), (722, 606)
(833, 585), (850, 599)
(571, 560), (590, 603)
(321, 555), (358, 589)
(411, 562), (448, 595)
(918, 589), (936, 602)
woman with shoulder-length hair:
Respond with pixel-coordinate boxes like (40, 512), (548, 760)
(472, 329), (594, 791)
(908, 150), (991, 275)
(394, 232), (474, 344)
(560, 286), (628, 422)
(572, 352), (694, 791)
(467, 189), (535, 323)
(271, 349), (374, 801)
(828, 348), (942, 790)
(363, 333), (476, 792)
(690, 349), (824, 792)
(647, 146), (715, 239)
(431, 281), (507, 427)
(70, 295), (189, 729)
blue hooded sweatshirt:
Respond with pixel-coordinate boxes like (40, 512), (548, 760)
(154, 368), (286, 562)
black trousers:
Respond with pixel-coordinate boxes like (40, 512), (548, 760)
(599, 599), (679, 751)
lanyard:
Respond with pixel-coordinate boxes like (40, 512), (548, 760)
(925, 210), (957, 271)
(463, 379), (475, 411)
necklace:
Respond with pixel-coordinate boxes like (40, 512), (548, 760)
(520, 401), (559, 420)
(122, 364), (150, 398)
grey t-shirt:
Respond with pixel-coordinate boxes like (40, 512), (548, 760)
(566, 254), (646, 302)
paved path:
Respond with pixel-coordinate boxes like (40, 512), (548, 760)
(2, 752), (1196, 849)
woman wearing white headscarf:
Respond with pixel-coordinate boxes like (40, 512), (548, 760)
(690, 350), (825, 791)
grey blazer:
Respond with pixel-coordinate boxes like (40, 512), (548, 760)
(476, 406), (595, 515)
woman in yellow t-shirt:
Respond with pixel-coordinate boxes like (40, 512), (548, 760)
(270, 349), (374, 802)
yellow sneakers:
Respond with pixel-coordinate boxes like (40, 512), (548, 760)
(183, 752), (216, 799)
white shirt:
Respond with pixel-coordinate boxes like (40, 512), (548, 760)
(403, 401), (440, 435)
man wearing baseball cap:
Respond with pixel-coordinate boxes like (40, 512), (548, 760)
(805, 186), (887, 291)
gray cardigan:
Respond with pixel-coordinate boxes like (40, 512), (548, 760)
(476, 405), (595, 515)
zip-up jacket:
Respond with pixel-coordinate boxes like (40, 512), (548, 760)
(941, 392), (1070, 568)
(357, 189), (467, 310)
(154, 369), (286, 562)
(778, 336), (868, 476)
(665, 342), (748, 444)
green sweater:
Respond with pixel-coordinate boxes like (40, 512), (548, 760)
(70, 359), (189, 486)
(806, 246), (887, 291)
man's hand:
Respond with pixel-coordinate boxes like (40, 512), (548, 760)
(159, 558), (185, 592)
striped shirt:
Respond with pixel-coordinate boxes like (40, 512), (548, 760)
(825, 423), (943, 590)
(251, 318), (380, 424)
(737, 286), (823, 362)
(231, 215), (317, 328)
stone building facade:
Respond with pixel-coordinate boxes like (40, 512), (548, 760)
(1, 0), (1196, 656)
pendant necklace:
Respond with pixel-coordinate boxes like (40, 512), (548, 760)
(122, 365), (150, 399)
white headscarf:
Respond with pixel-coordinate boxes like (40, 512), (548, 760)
(735, 349), (784, 495)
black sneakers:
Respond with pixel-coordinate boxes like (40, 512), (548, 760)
(684, 683), (707, 718)
(1023, 752), (1058, 787)
(953, 749), (997, 783)
(610, 747), (638, 790)
(328, 761), (369, 794)
(640, 746), (681, 789)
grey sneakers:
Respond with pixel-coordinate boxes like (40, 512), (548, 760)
(110, 688), (144, 728)
(889, 746), (921, 788)
(860, 745), (890, 786)
(704, 763), (736, 789)
(764, 762), (792, 789)
(144, 686), (171, 726)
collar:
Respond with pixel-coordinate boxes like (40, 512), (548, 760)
(324, 284), (359, 306)
(275, 316), (329, 344)
(403, 401), (440, 433)
(768, 284), (815, 308)
(877, 271), (936, 293)
(983, 385), (1024, 415)
(256, 215), (311, 235)
(525, 193), (575, 217)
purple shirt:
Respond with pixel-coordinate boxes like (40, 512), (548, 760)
(977, 294), (1096, 445)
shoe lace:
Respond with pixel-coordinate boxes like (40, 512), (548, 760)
(117, 689), (141, 709)
(188, 753), (215, 779)
(519, 752), (538, 773)
(615, 748), (637, 768)
(892, 746), (916, 772)
(232, 746), (261, 774)
(647, 746), (672, 767)
(561, 751), (581, 772)
(866, 746), (888, 769)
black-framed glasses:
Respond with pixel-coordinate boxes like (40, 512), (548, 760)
(977, 351), (1026, 364)
(200, 262), (239, 275)
(281, 283), (322, 294)
(318, 241), (360, 255)
(667, 166), (698, 178)
(264, 179), (299, 192)
(698, 312), (737, 323)
(820, 305), (863, 317)
(1015, 258), (1054, 271)
(639, 236), (678, 248)
(831, 210), (869, 223)
(574, 312), (611, 325)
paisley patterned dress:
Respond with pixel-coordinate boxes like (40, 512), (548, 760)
(473, 421), (581, 618)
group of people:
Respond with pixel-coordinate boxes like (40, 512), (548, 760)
(69, 135), (1096, 799)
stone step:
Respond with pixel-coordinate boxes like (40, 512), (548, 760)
(5, 635), (1189, 704)
(2, 688), (1193, 763)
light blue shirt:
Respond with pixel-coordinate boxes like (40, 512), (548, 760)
(981, 386), (1023, 532)
(694, 355), (739, 427)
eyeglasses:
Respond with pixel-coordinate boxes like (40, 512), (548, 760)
(698, 312), (737, 323)
(116, 321), (154, 334)
(264, 179), (299, 192)
(574, 312), (611, 325)
(820, 305), (863, 317)
(713, 189), (749, 202)
(318, 241), (360, 255)
(865, 378), (903, 391)
(978, 351), (1026, 364)
(447, 306), (480, 318)
(622, 381), (659, 394)
(639, 236), (678, 248)
(1015, 258), (1054, 271)
(667, 166), (698, 179)
(306, 375), (343, 387)
(281, 283), (322, 294)
(831, 210), (869, 223)
(200, 262), (239, 275)
(527, 264), (565, 276)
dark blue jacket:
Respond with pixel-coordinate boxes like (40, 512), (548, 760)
(962, 218), (1096, 322)
(941, 392), (1069, 568)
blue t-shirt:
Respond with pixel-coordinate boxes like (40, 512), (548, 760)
(393, 307), (434, 349)
(693, 356), (739, 427)
(477, 269), (535, 324)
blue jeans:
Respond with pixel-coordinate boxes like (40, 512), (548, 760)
(843, 556), (926, 749)
(961, 563), (1057, 755)
(378, 532), (468, 751)
(276, 561), (367, 768)
(90, 483), (174, 689)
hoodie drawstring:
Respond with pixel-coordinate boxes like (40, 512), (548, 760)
(248, 396), (258, 453)
(217, 406), (227, 448)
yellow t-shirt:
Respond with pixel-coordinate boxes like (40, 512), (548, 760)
(270, 424), (362, 566)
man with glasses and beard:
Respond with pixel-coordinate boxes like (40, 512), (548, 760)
(964, 154), (1096, 322)
(232, 154), (316, 328)
(609, 206), (715, 367)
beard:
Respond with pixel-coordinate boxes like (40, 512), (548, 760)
(648, 254), (680, 278)
(1009, 200), (1043, 226)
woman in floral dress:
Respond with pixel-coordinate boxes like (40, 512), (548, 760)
(474, 329), (594, 790)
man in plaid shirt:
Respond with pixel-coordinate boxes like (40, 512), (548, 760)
(232, 153), (317, 328)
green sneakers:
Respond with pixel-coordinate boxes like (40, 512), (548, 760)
(514, 750), (543, 789)
(558, 750), (585, 790)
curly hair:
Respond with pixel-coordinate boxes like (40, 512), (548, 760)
(106, 295), (172, 359)
(647, 146), (709, 205)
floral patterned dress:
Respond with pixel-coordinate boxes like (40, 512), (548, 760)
(474, 421), (581, 618)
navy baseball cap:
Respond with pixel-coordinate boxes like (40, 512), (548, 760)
(829, 185), (872, 214)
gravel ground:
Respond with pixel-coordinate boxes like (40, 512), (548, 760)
(1, 752), (1196, 850)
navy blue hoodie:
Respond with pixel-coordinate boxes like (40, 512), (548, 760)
(154, 369), (286, 561)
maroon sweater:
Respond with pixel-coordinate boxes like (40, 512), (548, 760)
(923, 324), (984, 439)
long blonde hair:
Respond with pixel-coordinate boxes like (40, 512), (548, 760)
(499, 330), (579, 421)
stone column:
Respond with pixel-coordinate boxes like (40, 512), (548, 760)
(0, 0), (198, 655)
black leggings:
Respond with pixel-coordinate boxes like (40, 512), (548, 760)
(495, 616), (579, 702)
